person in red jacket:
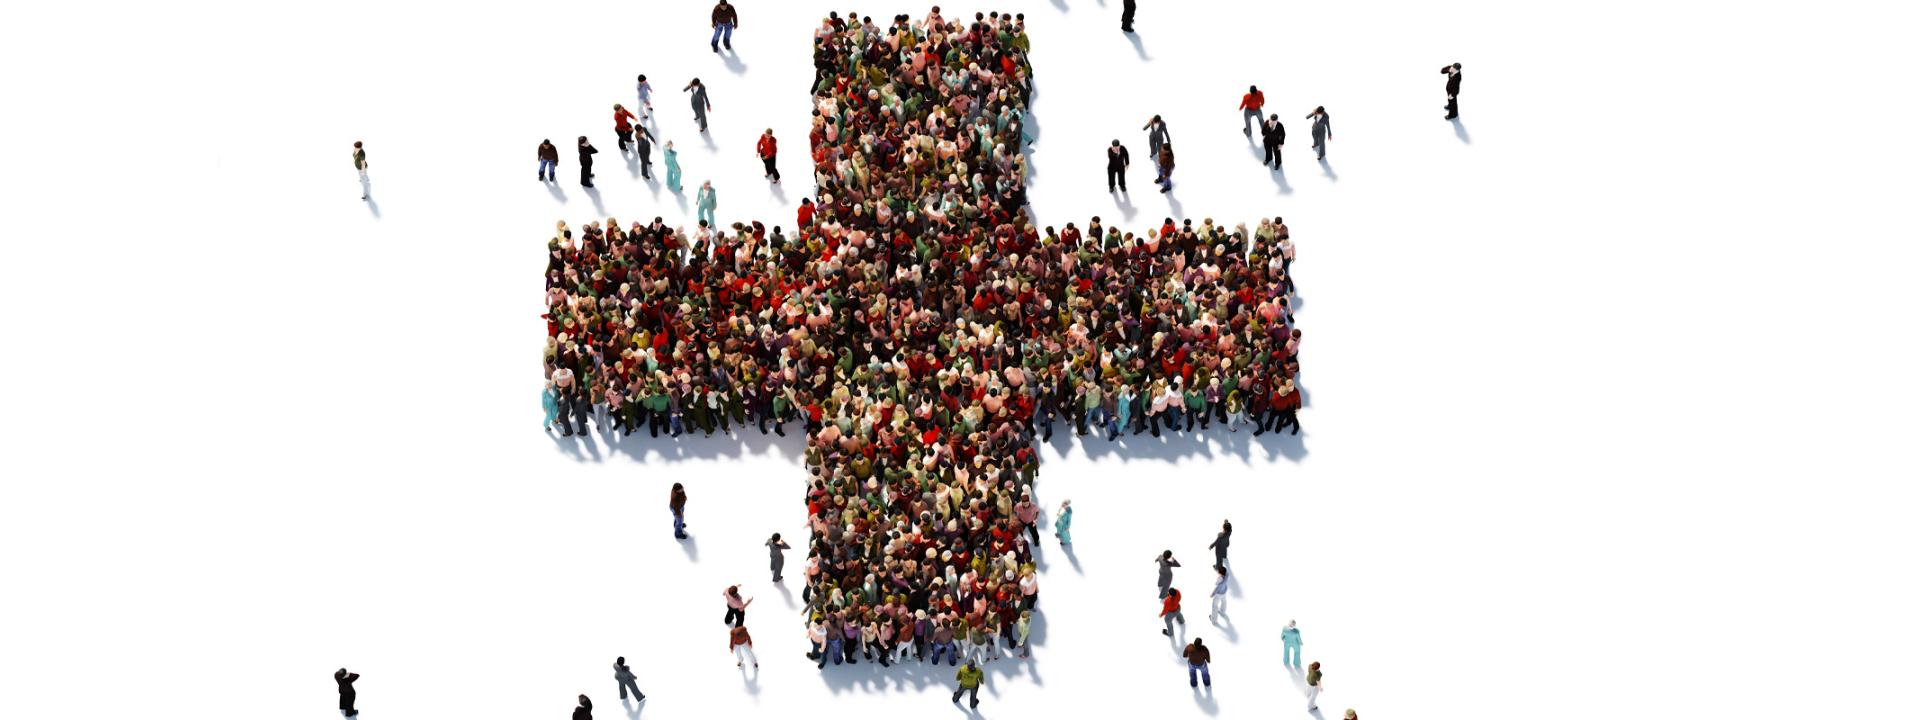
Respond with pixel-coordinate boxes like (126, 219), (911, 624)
(614, 104), (639, 152)
(1160, 587), (1186, 636)
(756, 129), (781, 183)
(1239, 85), (1265, 137)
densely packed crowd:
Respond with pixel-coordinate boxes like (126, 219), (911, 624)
(541, 8), (1301, 668)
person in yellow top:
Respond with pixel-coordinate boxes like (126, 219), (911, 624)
(951, 659), (984, 709)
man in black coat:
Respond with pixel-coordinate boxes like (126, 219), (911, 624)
(1261, 115), (1286, 168)
(578, 136), (598, 187)
(1106, 139), (1131, 193)
(1441, 62), (1462, 119)
(335, 668), (359, 718)
(1121, 0), (1137, 32)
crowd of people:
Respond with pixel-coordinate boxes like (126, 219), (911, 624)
(537, 7), (1306, 688)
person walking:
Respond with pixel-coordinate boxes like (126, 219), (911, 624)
(696, 181), (718, 228)
(1053, 499), (1073, 543)
(1441, 62), (1463, 119)
(722, 584), (753, 627)
(577, 136), (598, 188)
(634, 123), (656, 180)
(351, 141), (368, 200)
(1208, 564), (1229, 619)
(1156, 549), (1181, 598)
(1120, 0), (1137, 32)
(1239, 85), (1265, 137)
(334, 668), (360, 718)
(542, 380), (561, 431)
(710, 1), (738, 52)
(614, 104), (639, 152)
(755, 129), (780, 183)
(767, 532), (791, 582)
(537, 139), (559, 182)
(1261, 114), (1286, 168)
(669, 482), (688, 539)
(1208, 519), (1233, 567)
(729, 624), (758, 668)
(1106, 139), (1130, 193)
(1184, 637), (1212, 688)
(573, 694), (593, 720)
(685, 78), (712, 132)
(1155, 142), (1175, 193)
(635, 74), (654, 118)
(663, 141), (683, 193)
(1282, 619), (1304, 667)
(1307, 661), (1324, 711)
(1307, 106), (1332, 160)
(1160, 586), (1186, 636)
(951, 659), (984, 709)
(613, 657), (645, 702)
(1142, 115), (1171, 160)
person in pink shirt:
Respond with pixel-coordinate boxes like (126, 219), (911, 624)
(722, 585), (753, 627)
(1013, 491), (1040, 543)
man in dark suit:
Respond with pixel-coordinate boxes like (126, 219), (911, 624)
(335, 668), (359, 718)
(578, 136), (598, 187)
(1261, 114), (1286, 168)
(1106, 139), (1131, 192)
(1441, 63), (1462, 119)
(1121, 0), (1136, 32)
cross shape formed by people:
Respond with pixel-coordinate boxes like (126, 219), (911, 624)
(541, 8), (1303, 664)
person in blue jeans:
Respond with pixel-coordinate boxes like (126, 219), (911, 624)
(709, 1), (738, 52)
(1282, 619), (1303, 667)
(1184, 638), (1212, 688)
(669, 482), (688, 539)
(536, 139), (558, 183)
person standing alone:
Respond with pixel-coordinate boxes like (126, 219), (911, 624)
(537, 139), (558, 182)
(722, 584), (753, 627)
(1307, 660), (1325, 711)
(1184, 637), (1212, 688)
(573, 694), (593, 720)
(1239, 85), (1265, 137)
(669, 482), (688, 539)
(612, 657), (645, 702)
(1261, 114), (1286, 168)
(729, 624), (758, 668)
(766, 532), (790, 582)
(756, 129), (780, 183)
(1441, 62), (1463, 119)
(577, 135), (598, 188)
(334, 668), (359, 718)
(351, 142), (368, 200)
(1282, 619), (1304, 667)
(1121, 0), (1137, 32)
(1208, 519), (1233, 567)
(1106, 139), (1130, 193)
(710, 1), (738, 52)
(1156, 549), (1181, 598)
(1160, 586), (1186, 636)
(1307, 107), (1332, 161)
(952, 659), (984, 709)
(685, 78), (712, 132)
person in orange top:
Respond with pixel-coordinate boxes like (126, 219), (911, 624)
(1160, 586), (1186, 636)
(729, 624), (758, 668)
(756, 129), (781, 183)
(1239, 85), (1265, 137)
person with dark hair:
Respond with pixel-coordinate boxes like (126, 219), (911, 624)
(1261, 114), (1286, 168)
(1142, 114), (1170, 159)
(1156, 142), (1176, 193)
(1160, 586), (1186, 636)
(614, 104), (638, 152)
(722, 584), (753, 626)
(670, 482), (688, 539)
(613, 657), (645, 702)
(1307, 106), (1332, 160)
(1239, 85), (1265, 137)
(1208, 519), (1233, 567)
(577, 136), (598, 188)
(1208, 564), (1229, 619)
(351, 142), (368, 200)
(710, 1), (738, 52)
(334, 668), (359, 718)
(1107, 139), (1131, 192)
(684, 78), (711, 132)
(952, 659), (984, 709)
(766, 533), (791, 582)
(1441, 62), (1462, 119)
(1184, 637), (1212, 688)
(730, 624), (758, 668)
(634, 123), (656, 180)
(1157, 549), (1181, 598)
(756, 129), (781, 183)
(1306, 661), (1325, 711)
(1121, 0), (1136, 32)
(635, 74), (653, 118)
(537, 139), (558, 182)
(573, 694), (593, 720)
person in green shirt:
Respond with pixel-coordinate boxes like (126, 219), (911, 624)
(951, 659), (984, 709)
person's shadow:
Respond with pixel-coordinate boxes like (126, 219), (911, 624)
(626, 150), (642, 179)
(1059, 541), (1083, 574)
(1208, 610), (1239, 644)
(1272, 164), (1294, 194)
(621, 697), (645, 720)
(1113, 189), (1138, 221)
(1165, 189), (1183, 218)
(1193, 684), (1219, 716)
(774, 579), (795, 608)
(678, 533), (699, 562)
(1451, 117), (1472, 144)
(361, 178), (380, 218)
(1125, 32), (1148, 60)
(585, 185), (606, 215)
(1317, 157), (1338, 182)
(546, 181), (567, 204)
(722, 51), (749, 75)
(769, 181), (788, 204)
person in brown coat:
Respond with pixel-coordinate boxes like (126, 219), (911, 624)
(537, 139), (558, 182)
(670, 482), (688, 539)
(729, 624), (758, 667)
(1184, 637), (1212, 687)
(710, 1), (738, 52)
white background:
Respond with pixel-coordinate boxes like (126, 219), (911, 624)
(3, 0), (1919, 718)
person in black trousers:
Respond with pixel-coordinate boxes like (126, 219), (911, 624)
(635, 124), (656, 180)
(1208, 520), (1233, 567)
(613, 657), (646, 702)
(1107, 139), (1130, 192)
(335, 668), (359, 718)
(573, 694), (593, 720)
(1441, 63), (1463, 119)
(1121, 0), (1137, 32)
(577, 136), (598, 187)
(1261, 114), (1286, 168)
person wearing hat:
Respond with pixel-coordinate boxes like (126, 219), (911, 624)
(756, 129), (780, 183)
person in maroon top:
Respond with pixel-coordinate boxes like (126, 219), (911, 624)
(756, 129), (781, 183)
(614, 104), (639, 152)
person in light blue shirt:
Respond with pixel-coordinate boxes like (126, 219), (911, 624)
(696, 181), (718, 227)
(1052, 499), (1073, 544)
(1282, 619), (1303, 667)
(663, 142), (682, 193)
(542, 380), (560, 432)
(1209, 564), (1229, 620)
